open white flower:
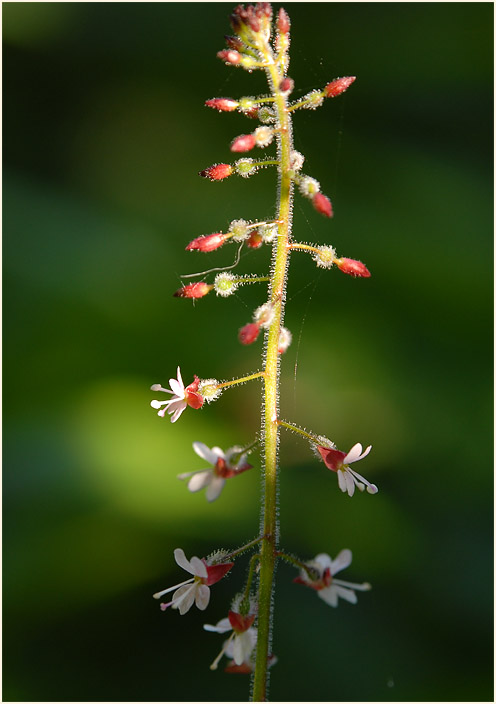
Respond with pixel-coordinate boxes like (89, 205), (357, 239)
(204, 611), (257, 670)
(150, 366), (204, 423)
(316, 442), (378, 497)
(153, 548), (233, 615)
(178, 442), (252, 502)
(295, 549), (371, 607)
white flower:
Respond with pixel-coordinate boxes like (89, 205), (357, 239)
(295, 549), (371, 607)
(178, 442), (252, 502)
(153, 548), (233, 615)
(316, 442), (378, 497)
(204, 613), (257, 670)
(150, 366), (203, 423)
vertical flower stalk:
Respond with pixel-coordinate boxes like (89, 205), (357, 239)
(150, 4), (378, 702)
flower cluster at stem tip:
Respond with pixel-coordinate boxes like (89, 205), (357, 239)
(148, 1), (380, 689)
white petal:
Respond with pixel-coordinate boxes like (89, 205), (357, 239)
(192, 441), (219, 466)
(314, 554), (333, 572)
(318, 586), (338, 607)
(189, 556), (208, 579)
(187, 471), (213, 493)
(233, 630), (255, 665)
(195, 584), (210, 610)
(334, 585), (358, 604)
(177, 470), (199, 480)
(203, 617), (232, 633)
(170, 403), (187, 423)
(169, 378), (184, 397)
(211, 446), (226, 459)
(176, 366), (183, 388)
(337, 469), (347, 493)
(345, 443), (372, 464)
(330, 549), (352, 576)
(174, 548), (193, 574)
(172, 584), (196, 616)
(175, 584), (196, 614)
(345, 471), (356, 497)
(206, 477), (225, 502)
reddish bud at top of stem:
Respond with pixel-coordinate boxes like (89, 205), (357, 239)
(247, 231), (263, 248)
(324, 76), (356, 98)
(277, 7), (291, 34)
(312, 192), (333, 218)
(205, 97), (239, 112)
(186, 232), (227, 252)
(217, 49), (242, 65)
(336, 257), (371, 278)
(231, 133), (257, 152)
(279, 77), (294, 94)
(173, 282), (213, 299)
(199, 163), (233, 181)
(239, 322), (261, 345)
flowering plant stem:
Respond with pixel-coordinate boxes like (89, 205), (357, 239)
(253, 48), (293, 703)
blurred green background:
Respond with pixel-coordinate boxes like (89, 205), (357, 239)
(3, 2), (493, 702)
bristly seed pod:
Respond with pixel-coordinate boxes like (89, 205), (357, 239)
(324, 76), (356, 98)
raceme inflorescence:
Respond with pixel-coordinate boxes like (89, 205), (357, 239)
(150, 4), (377, 700)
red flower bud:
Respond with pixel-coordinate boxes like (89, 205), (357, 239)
(277, 7), (291, 34)
(279, 77), (294, 94)
(205, 97), (239, 112)
(224, 35), (244, 51)
(199, 163), (233, 181)
(238, 322), (261, 345)
(247, 231), (263, 249)
(186, 232), (227, 252)
(231, 133), (257, 153)
(336, 257), (371, 278)
(217, 49), (242, 65)
(324, 76), (356, 98)
(173, 282), (213, 299)
(312, 192), (333, 218)
(228, 611), (256, 633)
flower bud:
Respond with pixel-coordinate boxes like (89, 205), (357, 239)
(336, 257), (371, 278)
(278, 326), (292, 354)
(239, 322), (261, 345)
(173, 282), (213, 299)
(217, 49), (242, 65)
(231, 134), (257, 153)
(224, 35), (244, 51)
(247, 231), (263, 248)
(205, 97), (239, 112)
(214, 272), (240, 297)
(324, 76), (356, 98)
(186, 233), (227, 252)
(199, 163), (233, 181)
(279, 77), (294, 95)
(277, 7), (291, 34)
(312, 192), (333, 218)
(254, 302), (275, 329)
(254, 126), (273, 148)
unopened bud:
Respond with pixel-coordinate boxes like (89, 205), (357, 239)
(173, 282), (213, 299)
(278, 326), (292, 354)
(254, 126), (273, 147)
(312, 192), (333, 218)
(247, 231), (263, 248)
(186, 232), (227, 252)
(239, 322), (261, 345)
(254, 302), (275, 328)
(231, 134), (257, 152)
(224, 35), (244, 51)
(279, 77), (294, 94)
(324, 76), (356, 98)
(199, 163), (233, 181)
(205, 97), (239, 112)
(214, 272), (240, 297)
(235, 158), (257, 178)
(217, 49), (242, 65)
(277, 7), (291, 34)
(336, 257), (371, 278)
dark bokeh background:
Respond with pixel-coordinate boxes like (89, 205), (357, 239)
(3, 2), (493, 702)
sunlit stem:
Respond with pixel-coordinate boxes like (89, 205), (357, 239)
(277, 419), (320, 443)
(216, 371), (265, 390)
(288, 243), (321, 255)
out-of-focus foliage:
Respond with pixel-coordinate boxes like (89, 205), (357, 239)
(3, 3), (493, 702)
